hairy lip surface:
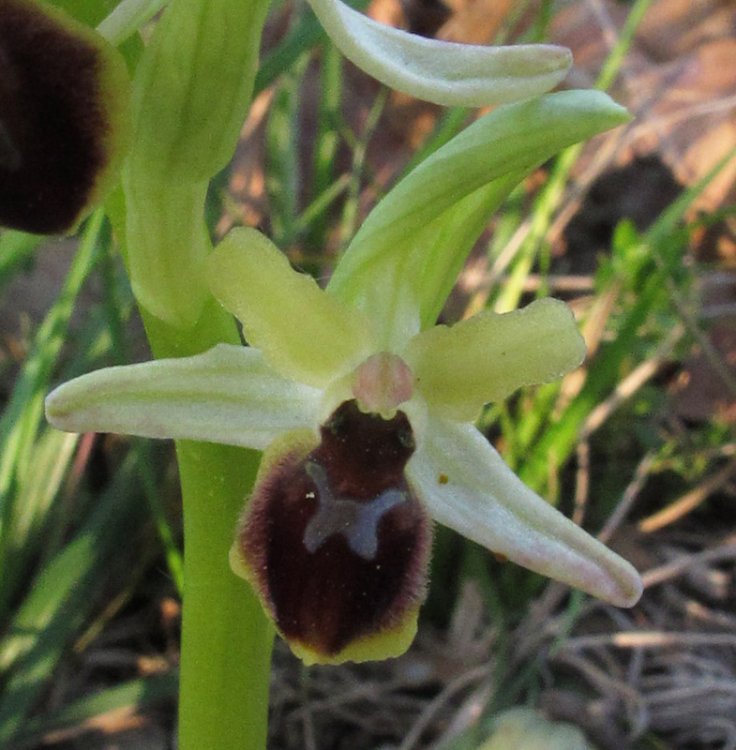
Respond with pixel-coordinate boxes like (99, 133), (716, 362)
(239, 400), (431, 657)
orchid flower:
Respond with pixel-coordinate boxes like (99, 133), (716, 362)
(46, 225), (642, 665)
(0, 0), (569, 242)
(45, 87), (643, 666)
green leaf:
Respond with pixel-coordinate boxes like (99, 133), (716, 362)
(0, 214), (103, 617)
(0, 448), (154, 744)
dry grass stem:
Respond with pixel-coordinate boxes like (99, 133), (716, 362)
(638, 460), (736, 533)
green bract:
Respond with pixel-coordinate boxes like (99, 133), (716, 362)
(120, 0), (272, 327)
(304, 0), (571, 106)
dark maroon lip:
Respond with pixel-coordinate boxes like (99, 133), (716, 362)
(239, 400), (432, 658)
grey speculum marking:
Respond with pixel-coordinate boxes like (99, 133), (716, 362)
(303, 461), (407, 560)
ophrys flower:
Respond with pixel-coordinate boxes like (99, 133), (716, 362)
(46, 226), (642, 664)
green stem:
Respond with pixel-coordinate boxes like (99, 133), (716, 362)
(177, 441), (273, 749)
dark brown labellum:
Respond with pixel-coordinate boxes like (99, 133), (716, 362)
(0, 0), (128, 233)
(239, 400), (431, 659)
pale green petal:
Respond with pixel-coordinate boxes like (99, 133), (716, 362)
(328, 91), (630, 340)
(408, 417), (642, 607)
(405, 298), (585, 420)
(45, 345), (321, 450)
(207, 228), (375, 387)
(307, 0), (570, 106)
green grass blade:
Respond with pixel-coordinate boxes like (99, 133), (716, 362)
(265, 61), (306, 247)
(0, 232), (42, 291)
(8, 671), (178, 750)
(517, 152), (735, 492)
(0, 213), (104, 618)
(306, 42), (343, 249)
(0, 446), (156, 744)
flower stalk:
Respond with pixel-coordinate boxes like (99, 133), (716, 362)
(176, 441), (272, 750)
